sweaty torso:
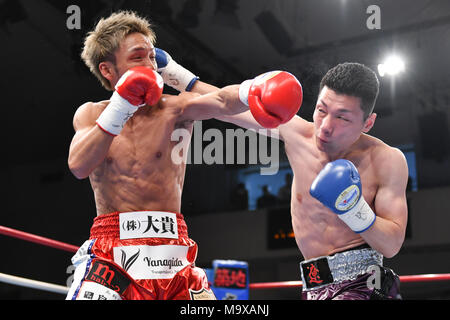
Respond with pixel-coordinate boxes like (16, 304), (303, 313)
(89, 94), (193, 216)
(282, 118), (382, 260)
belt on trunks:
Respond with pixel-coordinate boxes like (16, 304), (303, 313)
(90, 210), (189, 240)
(300, 244), (383, 291)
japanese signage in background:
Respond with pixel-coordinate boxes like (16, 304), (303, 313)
(210, 260), (249, 300)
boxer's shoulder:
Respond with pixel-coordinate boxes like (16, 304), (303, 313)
(73, 100), (109, 130)
(363, 135), (403, 160)
(362, 135), (407, 178)
(76, 100), (109, 117)
(279, 115), (313, 141)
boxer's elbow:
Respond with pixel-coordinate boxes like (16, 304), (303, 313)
(69, 166), (90, 180)
(68, 157), (90, 180)
(380, 234), (404, 258)
(381, 245), (401, 259)
(387, 223), (407, 258)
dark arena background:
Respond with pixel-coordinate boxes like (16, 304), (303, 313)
(1, 0), (450, 306)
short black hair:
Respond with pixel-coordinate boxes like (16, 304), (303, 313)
(319, 62), (379, 119)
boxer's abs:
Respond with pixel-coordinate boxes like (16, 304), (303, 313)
(81, 100), (194, 216)
(90, 176), (183, 216)
(285, 134), (379, 260)
(292, 198), (367, 260)
(89, 147), (186, 216)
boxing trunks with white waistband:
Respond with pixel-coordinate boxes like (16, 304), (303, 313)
(66, 211), (215, 300)
(300, 244), (402, 300)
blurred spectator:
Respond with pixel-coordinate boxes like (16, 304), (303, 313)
(230, 183), (248, 210)
(257, 185), (277, 209)
(277, 173), (293, 205)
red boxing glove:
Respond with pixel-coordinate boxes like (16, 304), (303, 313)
(239, 71), (303, 128)
(115, 66), (164, 106)
(96, 67), (164, 136)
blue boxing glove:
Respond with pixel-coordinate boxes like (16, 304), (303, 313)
(310, 159), (376, 233)
(155, 48), (199, 92)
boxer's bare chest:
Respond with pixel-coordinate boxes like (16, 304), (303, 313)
(283, 128), (379, 258)
(90, 104), (192, 199)
(288, 142), (378, 207)
(88, 98), (193, 214)
(102, 106), (191, 175)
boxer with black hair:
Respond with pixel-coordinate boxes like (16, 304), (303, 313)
(162, 56), (407, 300)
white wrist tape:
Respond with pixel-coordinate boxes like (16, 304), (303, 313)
(238, 79), (253, 106)
(338, 197), (376, 233)
(238, 72), (280, 106)
(161, 60), (198, 92)
(96, 91), (139, 136)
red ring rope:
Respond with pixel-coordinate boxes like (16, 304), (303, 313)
(0, 225), (78, 253)
(398, 273), (450, 283)
(1, 224), (450, 288)
(249, 273), (450, 289)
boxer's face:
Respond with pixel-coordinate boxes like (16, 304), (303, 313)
(313, 86), (376, 155)
(100, 32), (157, 88)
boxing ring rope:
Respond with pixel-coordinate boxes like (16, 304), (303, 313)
(0, 272), (69, 295)
(1, 224), (450, 296)
(0, 225), (77, 295)
(249, 273), (450, 290)
(0, 226), (78, 253)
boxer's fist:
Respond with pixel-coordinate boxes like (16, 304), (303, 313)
(155, 48), (199, 92)
(115, 66), (164, 106)
(309, 159), (376, 233)
(239, 71), (303, 128)
(96, 67), (163, 136)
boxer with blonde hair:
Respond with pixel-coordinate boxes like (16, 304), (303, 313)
(66, 11), (302, 300)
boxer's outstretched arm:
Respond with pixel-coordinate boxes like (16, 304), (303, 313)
(217, 111), (289, 139)
(360, 147), (409, 258)
(156, 48), (303, 138)
(177, 85), (247, 122)
(180, 80), (303, 141)
(179, 71), (302, 127)
(193, 78), (302, 141)
(188, 81), (284, 137)
(68, 102), (114, 179)
(190, 79), (304, 141)
(189, 80), (220, 95)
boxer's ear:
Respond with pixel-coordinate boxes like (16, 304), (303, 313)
(99, 61), (117, 82)
(362, 113), (377, 133)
